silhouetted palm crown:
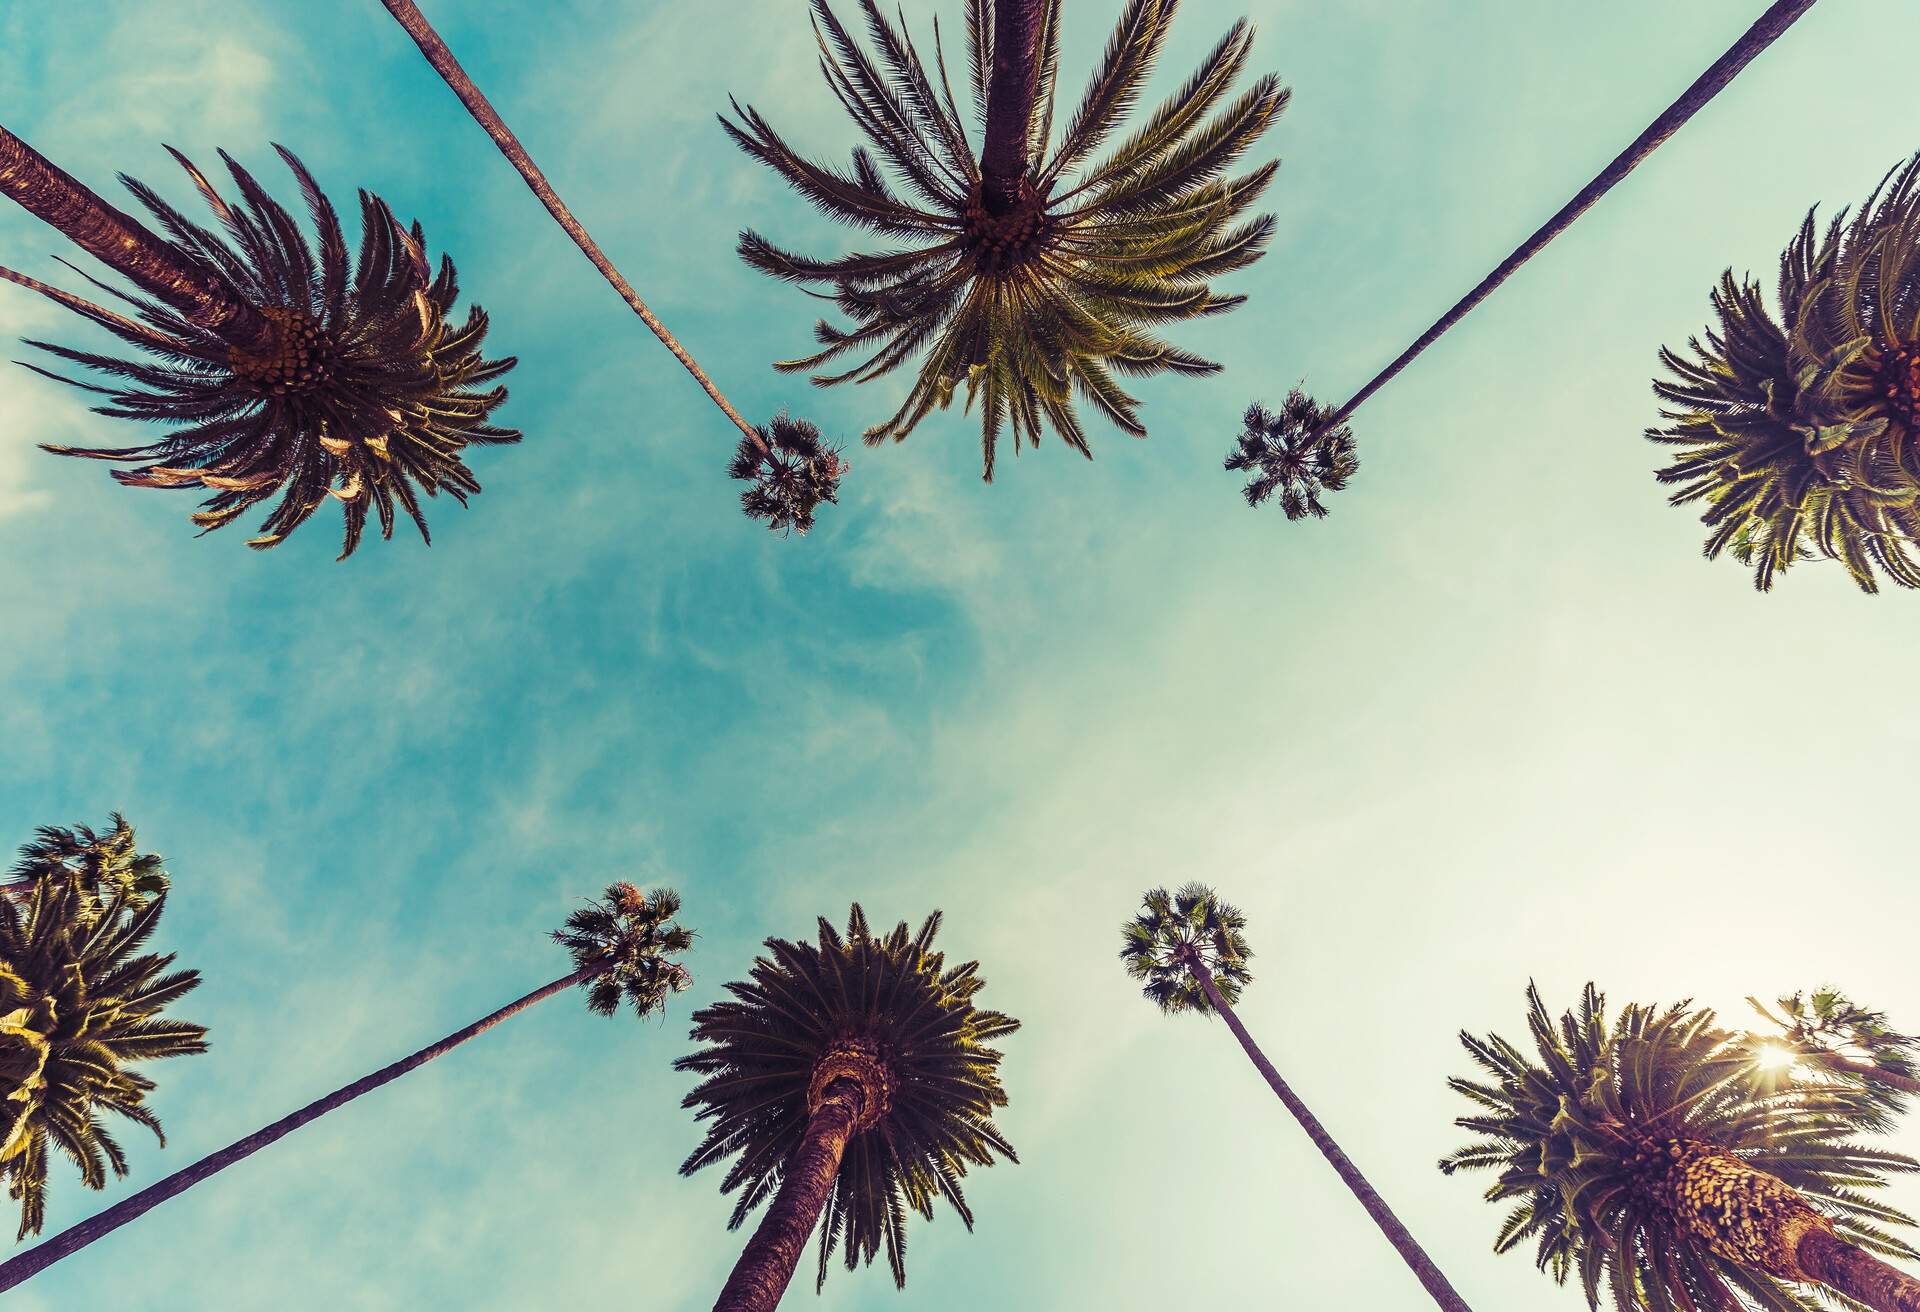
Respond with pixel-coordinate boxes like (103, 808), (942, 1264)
(7, 815), (166, 912)
(551, 883), (695, 1019)
(1442, 985), (1919, 1311)
(1225, 391), (1358, 519)
(0, 840), (205, 1239)
(727, 416), (847, 535)
(676, 906), (1018, 1290)
(725, 0), (1286, 477)
(1653, 153), (1920, 591)
(24, 147), (517, 558)
(1749, 989), (1918, 1118)
(1119, 883), (1251, 1014)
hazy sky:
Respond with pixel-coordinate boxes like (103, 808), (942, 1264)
(3, 1), (1919, 1308)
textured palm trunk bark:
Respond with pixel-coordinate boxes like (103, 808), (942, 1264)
(376, 0), (768, 453)
(0, 123), (273, 353)
(978, 0), (1047, 214)
(712, 1093), (860, 1312)
(1315, 0), (1818, 436)
(1187, 959), (1475, 1312)
(1658, 1144), (1920, 1312)
(1799, 1228), (1920, 1312)
(0, 961), (604, 1293)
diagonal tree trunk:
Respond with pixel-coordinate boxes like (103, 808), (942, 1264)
(1185, 956), (1476, 1312)
(711, 1088), (861, 1312)
(1309, 0), (1818, 438)
(0, 960), (605, 1293)
(978, 0), (1047, 214)
(1807, 1049), (1920, 1098)
(375, 0), (768, 453)
(1799, 1229), (1920, 1312)
(0, 124), (274, 354)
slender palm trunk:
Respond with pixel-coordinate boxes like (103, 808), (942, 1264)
(0, 961), (604, 1293)
(1799, 1228), (1920, 1312)
(375, 0), (766, 452)
(0, 123), (273, 353)
(978, 0), (1047, 213)
(1313, 0), (1817, 437)
(1809, 1050), (1920, 1097)
(1186, 958), (1476, 1312)
(711, 1091), (861, 1312)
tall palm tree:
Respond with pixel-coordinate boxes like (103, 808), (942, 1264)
(0, 882), (692, 1292)
(726, 0), (1287, 479)
(1747, 989), (1920, 1105)
(1652, 154), (1920, 591)
(0, 815), (166, 906)
(677, 905), (1018, 1312)
(1120, 884), (1475, 1311)
(375, 0), (844, 535)
(1443, 984), (1920, 1312)
(1233, 0), (1817, 512)
(0, 826), (206, 1242)
(0, 124), (518, 557)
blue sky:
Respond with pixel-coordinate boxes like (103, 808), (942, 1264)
(4, 0), (1920, 1307)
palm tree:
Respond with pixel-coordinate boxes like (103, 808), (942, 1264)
(0, 125), (518, 557)
(1747, 989), (1920, 1105)
(1233, 0), (1817, 513)
(0, 815), (166, 906)
(726, 0), (1287, 479)
(677, 906), (1017, 1311)
(1652, 154), (1920, 591)
(0, 882), (692, 1292)
(1443, 984), (1920, 1312)
(375, 0), (844, 535)
(1121, 884), (1475, 1311)
(1224, 391), (1359, 517)
(0, 827), (206, 1242)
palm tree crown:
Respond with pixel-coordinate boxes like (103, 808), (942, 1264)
(725, 0), (1286, 479)
(552, 883), (696, 1019)
(1748, 989), (1919, 1117)
(1225, 392), (1359, 519)
(726, 416), (848, 536)
(0, 849), (205, 1239)
(676, 905), (1018, 1291)
(1442, 984), (1920, 1311)
(1652, 152), (1920, 591)
(8, 146), (517, 558)
(1119, 882), (1251, 1014)
(5, 815), (166, 909)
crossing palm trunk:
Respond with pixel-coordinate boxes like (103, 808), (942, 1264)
(978, 0), (1048, 214)
(0, 123), (273, 353)
(1807, 1050), (1920, 1098)
(375, 0), (768, 453)
(0, 960), (605, 1293)
(1186, 956), (1476, 1312)
(710, 1087), (861, 1312)
(1312, 0), (1818, 437)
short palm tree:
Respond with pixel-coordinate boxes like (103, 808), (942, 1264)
(1234, 0), (1816, 515)
(1747, 989), (1920, 1107)
(727, 0), (1286, 479)
(0, 124), (518, 557)
(376, 0), (844, 534)
(0, 815), (167, 906)
(1652, 154), (1920, 591)
(678, 906), (1018, 1311)
(1443, 984), (1920, 1312)
(0, 830), (205, 1242)
(1121, 884), (1475, 1310)
(0, 883), (692, 1292)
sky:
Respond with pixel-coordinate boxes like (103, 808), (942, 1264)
(3, 0), (1919, 1307)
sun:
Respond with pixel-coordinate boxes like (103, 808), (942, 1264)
(1754, 1043), (1801, 1075)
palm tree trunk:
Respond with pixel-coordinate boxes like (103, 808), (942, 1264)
(0, 960), (604, 1293)
(0, 123), (273, 353)
(1809, 1050), (1920, 1098)
(1186, 958), (1476, 1312)
(1313, 0), (1817, 437)
(978, 0), (1047, 214)
(1798, 1228), (1920, 1312)
(375, 0), (768, 453)
(711, 1090), (861, 1312)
